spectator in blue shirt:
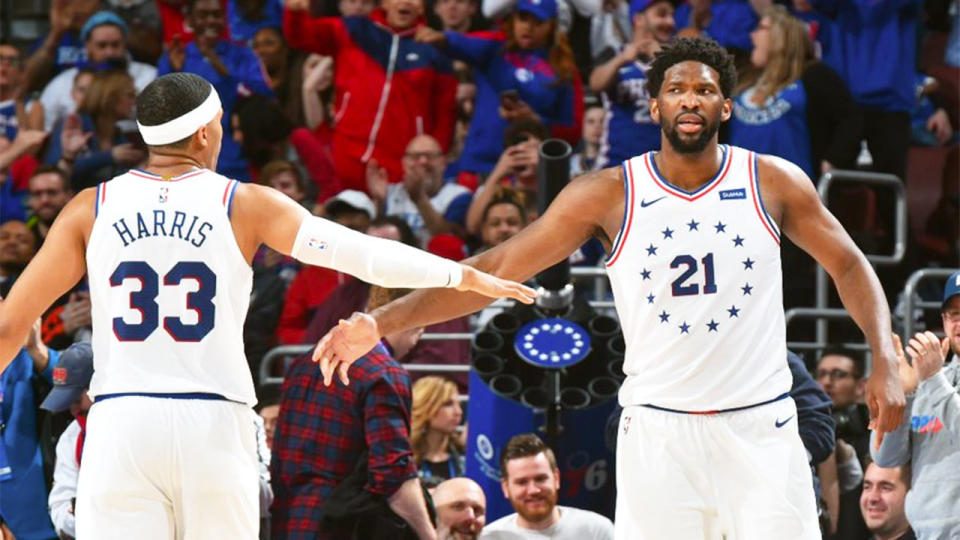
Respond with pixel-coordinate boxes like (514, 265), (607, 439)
(415, 0), (584, 177)
(589, 0), (676, 169)
(0, 317), (61, 540)
(158, 0), (273, 181)
(729, 5), (861, 179)
(811, 0), (921, 181)
(228, 0), (285, 44)
(675, 0), (757, 52)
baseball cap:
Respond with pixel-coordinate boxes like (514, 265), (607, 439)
(427, 234), (468, 261)
(40, 342), (94, 413)
(514, 0), (557, 21)
(629, 0), (676, 18)
(324, 190), (376, 220)
(81, 11), (130, 43)
(943, 270), (960, 310)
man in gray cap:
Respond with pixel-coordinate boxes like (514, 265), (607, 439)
(41, 342), (94, 540)
(39, 10), (157, 131)
(872, 270), (960, 539)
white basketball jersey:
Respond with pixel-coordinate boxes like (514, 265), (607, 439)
(606, 145), (791, 411)
(85, 169), (255, 405)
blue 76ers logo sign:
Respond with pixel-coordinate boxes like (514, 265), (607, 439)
(307, 238), (327, 251)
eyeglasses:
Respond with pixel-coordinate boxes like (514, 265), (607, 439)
(0, 55), (21, 67)
(404, 151), (443, 161)
(816, 368), (854, 380)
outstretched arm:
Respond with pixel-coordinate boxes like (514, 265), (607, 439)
(231, 182), (535, 295)
(0, 189), (93, 373)
(315, 166), (622, 384)
(759, 155), (905, 441)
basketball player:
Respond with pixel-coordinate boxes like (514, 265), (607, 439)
(0, 72), (534, 539)
(316, 38), (907, 539)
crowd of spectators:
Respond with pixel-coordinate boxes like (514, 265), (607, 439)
(0, 0), (957, 536)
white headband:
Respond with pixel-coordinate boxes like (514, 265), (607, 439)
(137, 87), (222, 146)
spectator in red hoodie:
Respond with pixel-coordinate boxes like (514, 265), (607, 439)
(283, 0), (459, 193)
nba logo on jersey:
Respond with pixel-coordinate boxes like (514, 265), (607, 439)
(159, 187), (169, 203)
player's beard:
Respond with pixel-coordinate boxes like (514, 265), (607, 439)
(661, 109), (720, 154)
(510, 489), (558, 523)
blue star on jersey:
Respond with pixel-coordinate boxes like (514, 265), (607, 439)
(636, 217), (760, 336)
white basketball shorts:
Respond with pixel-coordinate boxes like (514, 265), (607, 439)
(614, 396), (820, 540)
(75, 395), (259, 540)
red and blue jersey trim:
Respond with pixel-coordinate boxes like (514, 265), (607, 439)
(748, 152), (780, 245)
(645, 144), (732, 201)
(605, 159), (636, 267)
(95, 182), (106, 217)
(222, 179), (239, 217)
(129, 169), (206, 182)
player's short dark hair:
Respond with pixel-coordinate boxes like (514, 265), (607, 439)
(645, 37), (737, 99)
(818, 346), (865, 379)
(136, 73), (213, 150)
(500, 433), (557, 479)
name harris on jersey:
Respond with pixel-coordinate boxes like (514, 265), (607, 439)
(110, 209), (214, 248)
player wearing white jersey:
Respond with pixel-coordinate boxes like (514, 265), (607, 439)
(0, 73), (535, 539)
(314, 38), (907, 539)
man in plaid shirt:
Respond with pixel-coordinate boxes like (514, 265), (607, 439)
(270, 286), (435, 539)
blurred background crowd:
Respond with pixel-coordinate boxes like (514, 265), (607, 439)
(0, 0), (957, 537)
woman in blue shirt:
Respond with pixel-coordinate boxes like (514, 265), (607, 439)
(729, 5), (861, 180)
(416, 0), (583, 177)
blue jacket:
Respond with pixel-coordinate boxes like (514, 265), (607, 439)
(44, 114), (134, 191)
(788, 351), (835, 464)
(0, 348), (61, 540)
(443, 31), (583, 175)
(227, 0), (284, 44)
(157, 40), (273, 181)
(812, 0), (921, 112)
(674, 0), (757, 51)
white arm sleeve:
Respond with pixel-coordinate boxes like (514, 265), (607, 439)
(290, 215), (464, 289)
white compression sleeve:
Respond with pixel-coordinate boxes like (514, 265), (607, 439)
(290, 215), (464, 289)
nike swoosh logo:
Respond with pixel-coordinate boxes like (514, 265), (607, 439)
(640, 196), (666, 208)
(775, 415), (794, 428)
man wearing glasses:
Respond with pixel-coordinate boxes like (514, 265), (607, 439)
(817, 348), (871, 466)
(367, 134), (472, 247)
(872, 270), (960, 539)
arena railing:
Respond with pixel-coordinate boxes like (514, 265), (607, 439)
(258, 265), (614, 385)
(814, 170), (907, 346)
(901, 267), (959, 339)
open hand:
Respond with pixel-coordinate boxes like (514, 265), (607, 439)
(905, 330), (950, 382)
(865, 347), (906, 451)
(61, 114), (92, 158)
(455, 266), (537, 303)
(313, 312), (381, 385)
(366, 159), (389, 202)
(169, 35), (186, 72)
